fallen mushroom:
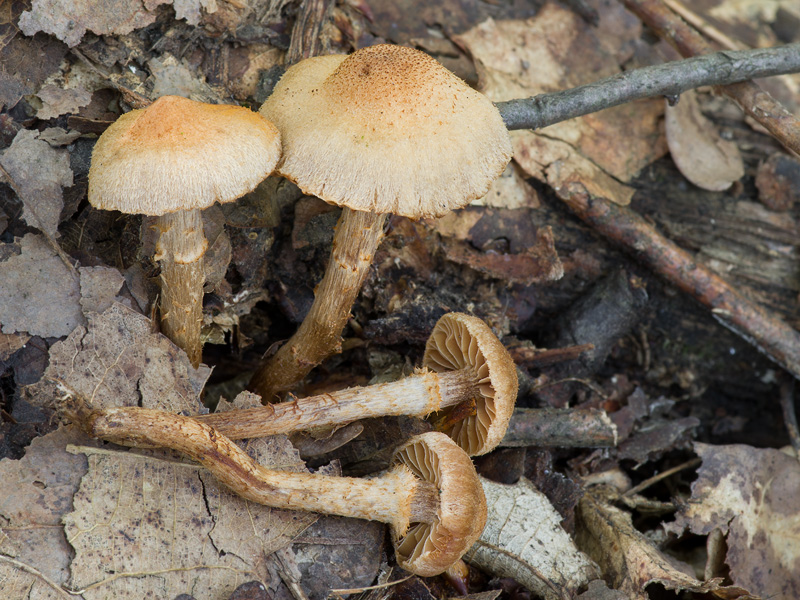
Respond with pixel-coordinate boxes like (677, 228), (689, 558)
(88, 95), (281, 367)
(197, 312), (517, 456)
(250, 44), (512, 400)
(76, 402), (486, 577)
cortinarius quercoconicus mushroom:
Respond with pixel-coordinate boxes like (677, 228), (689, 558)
(78, 404), (486, 577)
(249, 44), (512, 400)
(88, 95), (281, 367)
(198, 312), (517, 456)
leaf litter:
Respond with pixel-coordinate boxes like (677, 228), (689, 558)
(0, 0), (799, 597)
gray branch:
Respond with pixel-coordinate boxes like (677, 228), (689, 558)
(497, 43), (800, 131)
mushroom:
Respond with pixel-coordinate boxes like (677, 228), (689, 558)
(196, 312), (517, 456)
(250, 44), (512, 400)
(88, 95), (281, 367)
(78, 401), (487, 577)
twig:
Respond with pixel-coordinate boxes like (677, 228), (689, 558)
(328, 575), (413, 595)
(621, 0), (800, 154)
(500, 407), (618, 448)
(559, 185), (800, 382)
(622, 457), (701, 497)
(507, 343), (595, 368)
(496, 43), (800, 134)
(779, 379), (800, 459)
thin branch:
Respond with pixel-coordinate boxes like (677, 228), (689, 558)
(621, 0), (800, 154)
(497, 43), (800, 134)
(559, 185), (800, 382)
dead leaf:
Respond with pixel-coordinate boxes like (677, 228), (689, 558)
(0, 129), (73, 239)
(0, 234), (82, 338)
(18, 0), (217, 48)
(63, 440), (313, 599)
(666, 443), (800, 600)
(454, 5), (668, 206)
(0, 3), (67, 109)
(576, 487), (727, 599)
(61, 389), (320, 599)
(465, 477), (598, 600)
(28, 302), (208, 412)
(665, 91), (744, 191)
(78, 266), (126, 315)
(0, 426), (93, 593)
(0, 331), (30, 361)
(36, 83), (92, 120)
(38, 127), (83, 147)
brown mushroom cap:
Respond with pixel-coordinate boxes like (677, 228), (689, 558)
(89, 95), (281, 216)
(259, 44), (512, 219)
(423, 313), (518, 456)
(392, 432), (487, 576)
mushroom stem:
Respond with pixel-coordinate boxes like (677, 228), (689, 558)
(248, 208), (387, 401)
(82, 407), (437, 537)
(200, 367), (478, 440)
(154, 209), (208, 368)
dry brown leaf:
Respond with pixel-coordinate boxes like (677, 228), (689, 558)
(28, 302), (208, 412)
(576, 488), (726, 599)
(0, 234), (82, 338)
(36, 83), (92, 120)
(665, 91), (744, 191)
(0, 426), (93, 596)
(465, 477), (598, 600)
(78, 266), (126, 315)
(64, 440), (313, 600)
(18, 0), (216, 47)
(666, 443), (800, 599)
(0, 129), (73, 238)
(63, 390), (317, 599)
(454, 4), (667, 206)
(0, 331), (30, 361)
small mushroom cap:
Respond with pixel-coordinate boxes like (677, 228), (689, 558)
(89, 95), (281, 216)
(260, 44), (512, 219)
(392, 432), (487, 576)
(424, 313), (518, 456)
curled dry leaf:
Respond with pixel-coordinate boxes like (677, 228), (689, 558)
(576, 488), (728, 599)
(464, 477), (598, 600)
(665, 90), (745, 191)
(0, 234), (82, 338)
(0, 129), (73, 239)
(666, 443), (800, 599)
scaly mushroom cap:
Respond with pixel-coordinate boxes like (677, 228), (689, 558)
(424, 313), (518, 456)
(392, 432), (487, 576)
(89, 95), (281, 216)
(259, 44), (512, 219)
